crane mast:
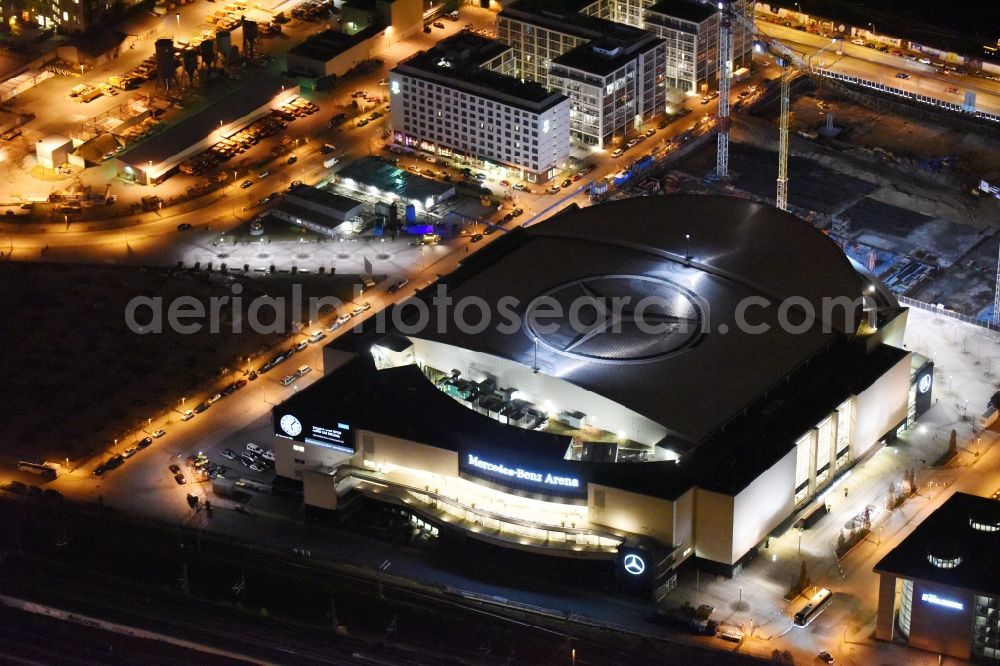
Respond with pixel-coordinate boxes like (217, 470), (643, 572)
(716, 13), (732, 178)
(700, 1), (805, 209)
(776, 59), (790, 211)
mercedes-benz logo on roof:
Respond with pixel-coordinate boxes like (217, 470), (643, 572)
(524, 275), (704, 364)
(623, 553), (646, 576)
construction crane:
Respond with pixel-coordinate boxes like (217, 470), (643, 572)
(716, 11), (732, 178)
(702, 1), (807, 209)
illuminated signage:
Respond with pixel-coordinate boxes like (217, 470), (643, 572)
(465, 454), (580, 488)
(623, 553), (645, 575)
(918, 374), (932, 394)
(391, 80), (400, 95)
(279, 416), (355, 453)
(921, 593), (963, 610)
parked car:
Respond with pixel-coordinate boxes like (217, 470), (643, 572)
(220, 448), (237, 460)
(193, 401), (210, 414)
(169, 464), (181, 474)
(174, 473), (187, 485)
(471, 233), (483, 243)
(153, 429), (167, 438)
(387, 279), (409, 293)
(207, 393), (223, 405)
(561, 178), (572, 188)
(105, 455), (125, 470)
(249, 462), (266, 473)
(895, 72), (910, 79)
(122, 446), (138, 459)
(818, 651), (835, 664)
(177, 223), (193, 231)
(138, 436), (153, 449)
(611, 148), (624, 158)
(293, 340), (308, 352)
(240, 180), (253, 189)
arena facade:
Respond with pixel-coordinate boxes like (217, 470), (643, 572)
(270, 195), (931, 596)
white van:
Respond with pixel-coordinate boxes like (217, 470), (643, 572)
(296, 364), (312, 378)
(280, 374), (296, 386)
(246, 442), (264, 455)
(261, 449), (276, 461)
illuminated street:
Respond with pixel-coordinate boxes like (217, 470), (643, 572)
(2, 0), (1000, 663)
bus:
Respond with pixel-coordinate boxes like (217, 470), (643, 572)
(794, 588), (833, 626)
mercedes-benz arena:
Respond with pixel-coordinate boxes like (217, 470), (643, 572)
(271, 195), (921, 596)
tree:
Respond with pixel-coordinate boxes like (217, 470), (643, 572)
(862, 505), (872, 532)
(886, 482), (896, 509)
(949, 429), (958, 454)
(837, 531), (847, 553)
(797, 560), (810, 592)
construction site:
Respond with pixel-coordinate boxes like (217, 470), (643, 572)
(602, 2), (1000, 324)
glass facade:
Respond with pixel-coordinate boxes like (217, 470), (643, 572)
(898, 578), (913, 638)
(974, 594), (1000, 660)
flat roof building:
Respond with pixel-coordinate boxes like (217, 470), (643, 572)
(549, 31), (666, 147)
(335, 156), (455, 210)
(875, 492), (1000, 661)
(268, 185), (365, 237)
(269, 195), (922, 595)
(117, 77), (299, 185)
(644, 0), (753, 94)
(389, 34), (571, 183)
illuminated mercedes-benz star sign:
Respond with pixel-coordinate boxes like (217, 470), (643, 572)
(918, 374), (932, 394)
(280, 414), (303, 437)
(524, 275), (704, 364)
(623, 553), (646, 575)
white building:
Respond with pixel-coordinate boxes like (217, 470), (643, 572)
(548, 32), (667, 147)
(269, 195), (922, 595)
(389, 34), (571, 183)
(497, 0), (753, 101)
(644, 0), (753, 94)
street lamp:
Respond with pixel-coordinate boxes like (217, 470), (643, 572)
(176, 13), (180, 29)
(738, 585), (743, 610)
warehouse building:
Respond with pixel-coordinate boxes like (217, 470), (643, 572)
(270, 195), (919, 595)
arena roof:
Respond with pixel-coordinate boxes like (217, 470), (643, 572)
(397, 195), (869, 444)
(311, 195), (906, 497)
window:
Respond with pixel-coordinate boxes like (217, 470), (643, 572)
(293, 444), (305, 452)
(294, 458), (305, 465)
(927, 553), (962, 568)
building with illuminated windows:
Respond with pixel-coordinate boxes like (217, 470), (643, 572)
(496, 0), (752, 100)
(388, 33), (571, 183)
(875, 492), (1000, 662)
(3, 0), (143, 34)
(548, 31), (666, 147)
(643, 0), (753, 94)
(271, 195), (922, 595)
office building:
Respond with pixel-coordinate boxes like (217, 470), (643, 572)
(548, 31), (666, 147)
(875, 492), (1000, 661)
(644, 0), (753, 94)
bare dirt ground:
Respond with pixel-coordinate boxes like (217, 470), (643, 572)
(0, 263), (356, 463)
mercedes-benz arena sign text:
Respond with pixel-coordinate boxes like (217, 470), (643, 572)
(466, 454), (580, 488)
